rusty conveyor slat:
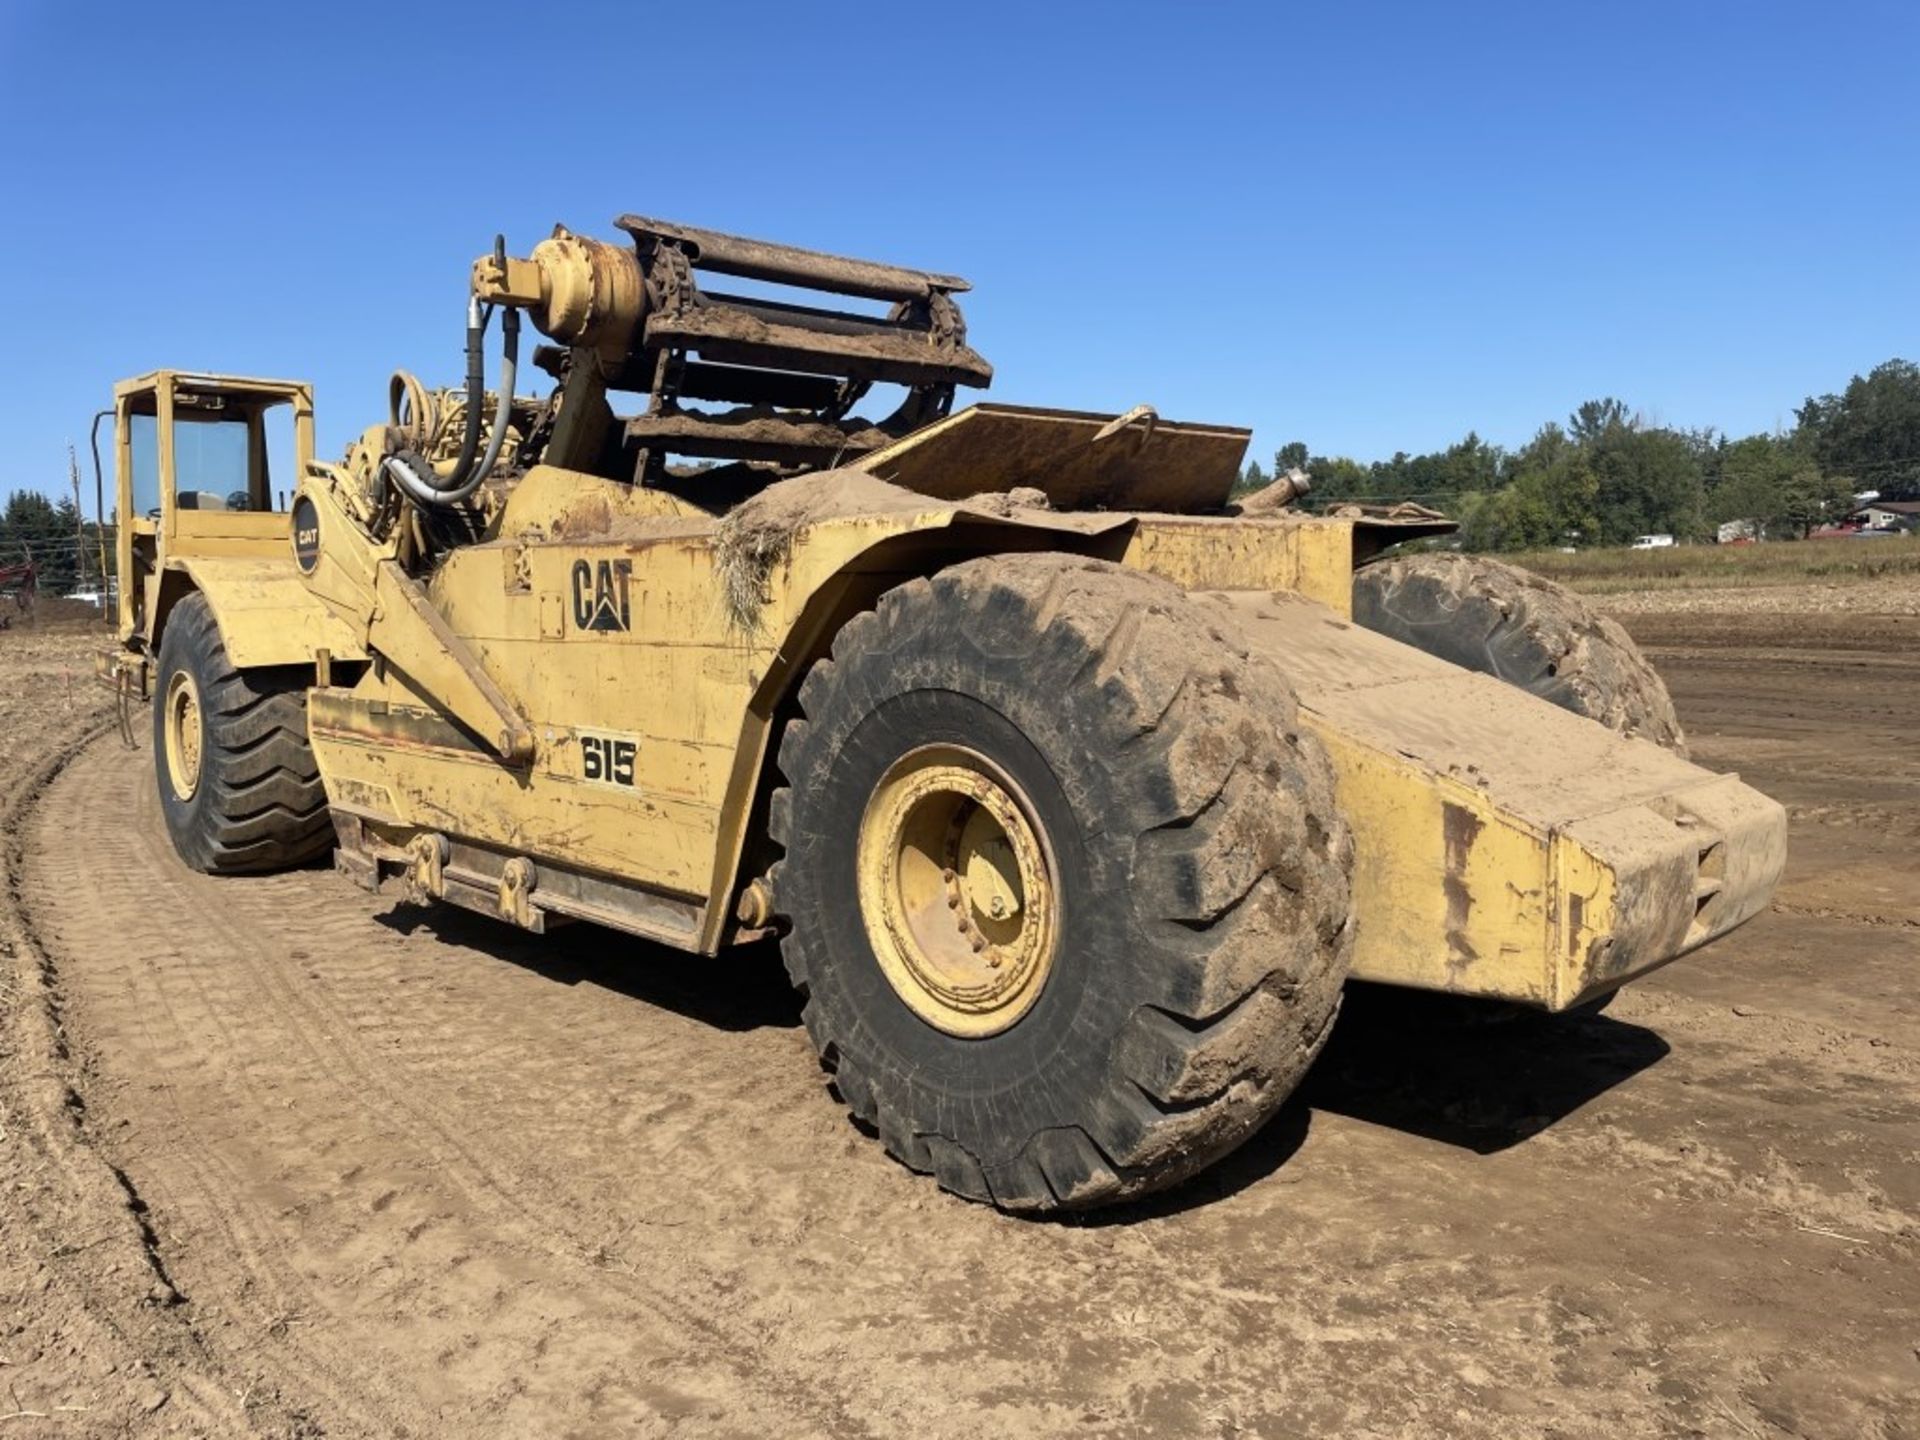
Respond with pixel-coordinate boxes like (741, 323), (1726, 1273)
(618, 214), (970, 300)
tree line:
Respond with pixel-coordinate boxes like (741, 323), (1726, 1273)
(1242, 358), (1920, 549)
(0, 490), (107, 595)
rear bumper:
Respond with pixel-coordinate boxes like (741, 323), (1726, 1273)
(1556, 771), (1786, 1006)
(1208, 591), (1787, 1010)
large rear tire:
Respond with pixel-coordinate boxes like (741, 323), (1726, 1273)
(770, 555), (1353, 1212)
(152, 593), (332, 874)
(1353, 552), (1687, 754)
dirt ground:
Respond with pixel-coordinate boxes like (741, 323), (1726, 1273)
(1, 591), (1916, 1439)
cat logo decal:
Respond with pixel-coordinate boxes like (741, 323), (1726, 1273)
(570, 558), (633, 633)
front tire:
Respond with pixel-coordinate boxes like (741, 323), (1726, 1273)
(1353, 552), (1687, 754)
(153, 594), (332, 874)
(770, 556), (1354, 1212)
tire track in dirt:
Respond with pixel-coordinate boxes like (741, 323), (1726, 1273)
(23, 605), (1920, 1440)
(56, 884), (401, 1432)
(32, 742), (872, 1439)
(0, 712), (262, 1436)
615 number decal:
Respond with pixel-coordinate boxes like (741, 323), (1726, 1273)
(579, 730), (639, 788)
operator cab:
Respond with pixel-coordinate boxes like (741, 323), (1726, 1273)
(111, 371), (313, 645)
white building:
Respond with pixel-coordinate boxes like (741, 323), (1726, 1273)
(1855, 500), (1920, 530)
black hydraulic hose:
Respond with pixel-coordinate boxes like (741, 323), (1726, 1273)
(436, 235), (509, 494)
(88, 409), (113, 617)
(383, 303), (520, 510)
(382, 236), (520, 511)
(444, 295), (490, 487)
(469, 306), (520, 484)
(88, 409), (110, 523)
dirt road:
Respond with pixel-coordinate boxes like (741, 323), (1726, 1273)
(2, 604), (1916, 1438)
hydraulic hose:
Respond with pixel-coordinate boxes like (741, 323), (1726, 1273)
(470, 305), (520, 486)
(88, 409), (113, 619)
(434, 235), (510, 493)
(382, 302), (520, 510)
(88, 408), (111, 526)
(445, 294), (489, 485)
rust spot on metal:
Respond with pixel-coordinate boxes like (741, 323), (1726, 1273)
(1442, 802), (1483, 870)
(556, 494), (614, 540)
(1442, 801), (1483, 974)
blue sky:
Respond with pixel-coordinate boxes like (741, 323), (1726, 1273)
(2, 0), (1915, 502)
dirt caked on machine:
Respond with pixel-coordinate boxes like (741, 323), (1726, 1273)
(98, 215), (1786, 1211)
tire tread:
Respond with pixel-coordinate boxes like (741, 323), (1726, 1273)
(1354, 552), (1687, 753)
(154, 594), (331, 875)
(770, 556), (1353, 1212)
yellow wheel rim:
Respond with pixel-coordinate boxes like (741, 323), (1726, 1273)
(163, 669), (203, 803)
(857, 744), (1059, 1038)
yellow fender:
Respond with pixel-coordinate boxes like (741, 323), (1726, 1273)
(163, 555), (368, 671)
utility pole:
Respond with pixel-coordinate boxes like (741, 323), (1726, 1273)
(69, 443), (93, 616)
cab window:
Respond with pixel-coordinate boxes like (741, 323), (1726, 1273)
(260, 401), (296, 512)
(126, 391), (300, 517)
(128, 413), (161, 520)
(172, 414), (251, 510)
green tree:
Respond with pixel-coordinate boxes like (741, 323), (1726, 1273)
(1451, 488), (1498, 548)
(1569, 398), (1630, 445)
(3, 490), (60, 536)
(1456, 480), (1557, 551)
(1505, 428), (1597, 545)
(1778, 466), (1857, 538)
(1796, 359), (1920, 501)
(0, 490), (81, 593)
(1707, 434), (1807, 537)
(1453, 432), (1505, 483)
(1275, 441), (1309, 473)
(1303, 455), (1370, 506)
(1513, 422), (1573, 471)
(1420, 432), (1504, 507)
(1234, 457), (1268, 496)
(1587, 425), (1706, 543)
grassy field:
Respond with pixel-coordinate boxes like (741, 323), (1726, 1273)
(1507, 535), (1920, 593)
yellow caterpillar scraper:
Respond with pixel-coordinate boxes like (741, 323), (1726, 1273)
(99, 216), (1786, 1211)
